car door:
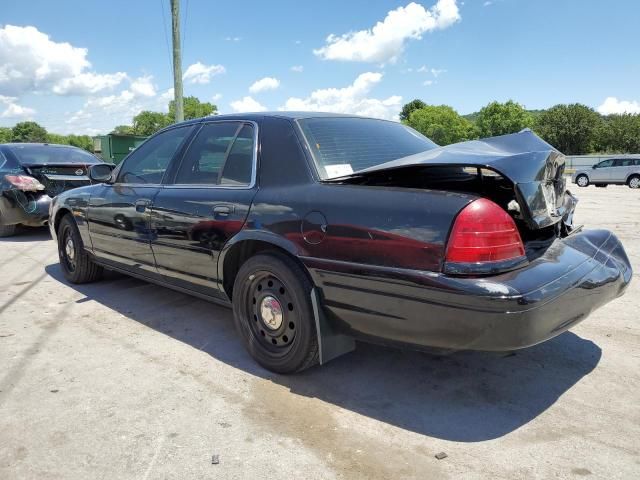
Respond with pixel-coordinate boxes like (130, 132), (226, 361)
(149, 120), (258, 297)
(87, 125), (194, 276)
(590, 159), (614, 182)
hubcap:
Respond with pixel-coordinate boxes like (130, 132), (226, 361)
(578, 176), (587, 186)
(630, 177), (640, 188)
(260, 295), (283, 330)
(65, 237), (75, 261)
(246, 272), (297, 352)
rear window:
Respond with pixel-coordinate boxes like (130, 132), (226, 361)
(297, 117), (437, 179)
(4, 145), (101, 165)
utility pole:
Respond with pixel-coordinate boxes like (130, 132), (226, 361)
(170, 0), (184, 122)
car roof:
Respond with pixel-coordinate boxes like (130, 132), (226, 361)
(0, 142), (85, 150)
(166, 111), (385, 128)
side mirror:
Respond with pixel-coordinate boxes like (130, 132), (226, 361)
(89, 163), (115, 183)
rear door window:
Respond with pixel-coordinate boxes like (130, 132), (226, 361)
(174, 122), (255, 186)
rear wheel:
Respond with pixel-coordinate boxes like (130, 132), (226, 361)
(628, 175), (640, 189)
(232, 253), (319, 373)
(57, 214), (103, 284)
(576, 174), (589, 187)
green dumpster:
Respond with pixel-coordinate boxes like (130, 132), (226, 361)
(93, 134), (147, 164)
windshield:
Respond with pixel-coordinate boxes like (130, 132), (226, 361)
(4, 144), (101, 165)
(297, 117), (438, 179)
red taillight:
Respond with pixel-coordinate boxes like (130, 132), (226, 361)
(445, 198), (525, 265)
(4, 174), (45, 192)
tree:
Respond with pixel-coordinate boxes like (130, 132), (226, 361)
(111, 125), (134, 135)
(132, 111), (171, 136)
(597, 114), (640, 153)
(11, 121), (48, 143)
(67, 134), (93, 152)
(0, 127), (11, 143)
(168, 96), (217, 121)
(475, 100), (534, 137)
(46, 133), (68, 145)
(399, 99), (427, 122)
(406, 105), (477, 145)
(534, 104), (603, 155)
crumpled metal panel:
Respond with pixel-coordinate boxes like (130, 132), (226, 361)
(355, 129), (568, 229)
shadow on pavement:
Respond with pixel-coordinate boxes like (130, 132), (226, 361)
(45, 263), (602, 442)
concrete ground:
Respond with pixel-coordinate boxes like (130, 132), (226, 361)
(0, 185), (638, 479)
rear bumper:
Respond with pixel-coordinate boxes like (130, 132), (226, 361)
(304, 229), (632, 351)
(0, 193), (51, 227)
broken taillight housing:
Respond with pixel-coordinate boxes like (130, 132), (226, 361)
(4, 174), (45, 192)
(444, 198), (526, 274)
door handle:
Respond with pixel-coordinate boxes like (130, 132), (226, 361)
(135, 199), (151, 213)
(213, 205), (233, 216)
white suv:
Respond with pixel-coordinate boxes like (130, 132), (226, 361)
(572, 158), (640, 189)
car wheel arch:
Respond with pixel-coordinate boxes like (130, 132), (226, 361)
(627, 173), (640, 186)
(53, 208), (74, 234)
(220, 233), (311, 301)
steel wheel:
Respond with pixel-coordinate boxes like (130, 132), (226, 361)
(246, 271), (297, 354)
(57, 214), (103, 284)
(629, 176), (640, 189)
(232, 253), (319, 373)
(60, 225), (77, 273)
(576, 175), (589, 187)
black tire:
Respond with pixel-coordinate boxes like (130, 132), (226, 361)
(0, 222), (16, 237)
(628, 175), (640, 189)
(576, 174), (589, 187)
(57, 214), (103, 284)
(232, 253), (319, 374)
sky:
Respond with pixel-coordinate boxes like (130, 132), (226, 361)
(1, 0), (639, 135)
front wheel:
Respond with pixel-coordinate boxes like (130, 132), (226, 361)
(0, 222), (16, 237)
(576, 174), (589, 187)
(628, 175), (640, 189)
(232, 253), (319, 373)
(57, 214), (103, 284)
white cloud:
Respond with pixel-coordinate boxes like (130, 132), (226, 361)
(290, 65), (304, 73)
(313, 0), (460, 63)
(211, 93), (223, 102)
(483, 1), (493, 6)
(129, 75), (157, 97)
(1, 102), (35, 119)
(279, 72), (402, 120)
(417, 65), (446, 77)
(249, 77), (280, 94)
(62, 76), (169, 135)
(0, 25), (126, 96)
(423, 80), (434, 86)
(597, 97), (640, 115)
(224, 36), (242, 42)
(51, 72), (127, 95)
(183, 62), (226, 84)
(230, 96), (267, 113)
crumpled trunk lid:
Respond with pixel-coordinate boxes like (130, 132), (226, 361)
(22, 163), (93, 197)
(337, 129), (571, 230)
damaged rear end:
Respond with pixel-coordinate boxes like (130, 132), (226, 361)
(330, 130), (580, 276)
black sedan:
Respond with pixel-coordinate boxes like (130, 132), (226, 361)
(0, 143), (102, 236)
(49, 113), (632, 373)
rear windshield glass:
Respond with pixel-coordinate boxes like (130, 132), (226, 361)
(4, 145), (101, 165)
(297, 117), (437, 179)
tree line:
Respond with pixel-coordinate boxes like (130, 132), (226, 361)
(401, 99), (640, 155)
(0, 122), (95, 152)
(2, 96), (638, 155)
(0, 96), (218, 151)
